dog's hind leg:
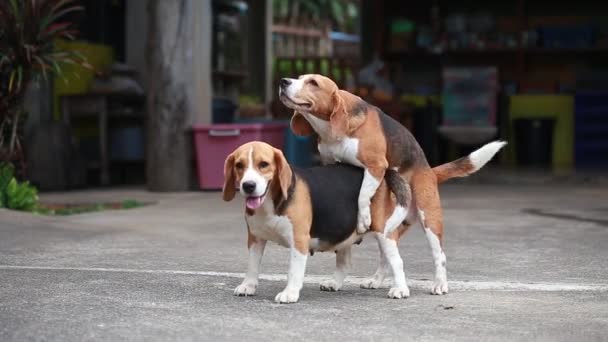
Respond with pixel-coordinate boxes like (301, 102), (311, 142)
(411, 169), (448, 295)
(320, 246), (351, 292)
(374, 232), (410, 299)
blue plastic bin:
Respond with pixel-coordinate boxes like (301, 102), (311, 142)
(538, 25), (595, 49)
(110, 126), (145, 161)
(212, 98), (237, 123)
(574, 91), (608, 168)
(284, 127), (313, 168)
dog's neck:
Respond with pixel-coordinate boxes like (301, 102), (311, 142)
(272, 169), (296, 215)
(301, 112), (334, 141)
(300, 92), (368, 142)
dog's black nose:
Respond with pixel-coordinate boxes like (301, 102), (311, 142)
(242, 181), (256, 194)
(280, 78), (291, 88)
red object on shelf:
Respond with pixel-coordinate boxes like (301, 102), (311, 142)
(192, 122), (288, 190)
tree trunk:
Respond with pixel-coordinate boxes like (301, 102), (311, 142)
(145, 0), (194, 191)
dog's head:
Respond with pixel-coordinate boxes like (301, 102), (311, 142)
(278, 74), (350, 138)
(222, 141), (293, 210)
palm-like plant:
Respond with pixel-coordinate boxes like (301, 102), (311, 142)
(273, 0), (359, 33)
(0, 0), (90, 174)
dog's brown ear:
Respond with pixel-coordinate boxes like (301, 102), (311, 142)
(329, 91), (348, 138)
(273, 148), (293, 200)
(290, 112), (314, 136)
(222, 152), (237, 201)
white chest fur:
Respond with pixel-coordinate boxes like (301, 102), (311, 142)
(318, 138), (362, 166)
(245, 201), (293, 248)
(301, 113), (362, 167)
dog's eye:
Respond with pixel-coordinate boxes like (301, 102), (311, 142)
(307, 79), (319, 87)
(235, 162), (244, 170)
(259, 161), (269, 169)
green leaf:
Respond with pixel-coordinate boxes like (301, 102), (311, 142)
(5, 178), (18, 202)
(51, 60), (62, 77)
(330, 1), (345, 28)
(0, 164), (15, 208)
(8, 70), (16, 92)
(0, 163), (15, 190)
(9, 0), (20, 18)
(5, 178), (39, 211)
(16, 66), (23, 91)
(50, 0), (75, 17)
(40, 21), (71, 39)
(45, 5), (83, 29)
(33, 55), (48, 80)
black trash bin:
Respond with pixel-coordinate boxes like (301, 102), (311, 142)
(514, 118), (556, 167)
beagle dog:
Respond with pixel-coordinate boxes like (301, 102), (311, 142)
(279, 74), (506, 295)
(222, 141), (411, 303)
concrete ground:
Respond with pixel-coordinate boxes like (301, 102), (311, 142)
(1, 184), (607, 341)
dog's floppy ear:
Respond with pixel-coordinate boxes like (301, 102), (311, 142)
(273, 148), (293, 200)
(290, 112), (314, 136)
(329, 91), (348, 138)
(222, 152), (237, 201)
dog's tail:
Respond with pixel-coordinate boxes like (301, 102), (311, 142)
(432, 141), (507, 184)
(382, 169), (410, 237)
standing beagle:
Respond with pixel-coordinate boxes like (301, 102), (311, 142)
(279, 74), (506, 295)
(222, 141), (410, 303)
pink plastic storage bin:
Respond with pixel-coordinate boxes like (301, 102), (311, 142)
(192, 122), (288, 190)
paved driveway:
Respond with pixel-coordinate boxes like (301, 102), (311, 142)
(1, 184), (607, 341)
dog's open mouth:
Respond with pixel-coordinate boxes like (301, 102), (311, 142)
(245, 186), (269, 210)
(245, 195), (265, 210)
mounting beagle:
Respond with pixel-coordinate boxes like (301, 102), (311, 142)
(279, 74), (506, 295)
(222, 141), (411, 303)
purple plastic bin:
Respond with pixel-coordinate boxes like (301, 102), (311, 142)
(192, 122), (288, 190)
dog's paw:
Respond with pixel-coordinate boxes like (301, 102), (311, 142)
(320, 279), (341, 292)
(431, 277), (449, 295)
(274, 288), (300, 304)
(234, 282), (257, 296)
(360, 276), (384, 289)
(356, 207), (372, 234)
(387, 286), (410, 299)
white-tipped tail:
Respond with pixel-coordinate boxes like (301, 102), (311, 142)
(469, 141), (507, 172)
(383, 205), (407, 237)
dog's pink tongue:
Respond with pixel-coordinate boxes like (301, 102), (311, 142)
(246, 197), (263, 209)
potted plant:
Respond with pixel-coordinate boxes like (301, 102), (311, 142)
(238, 94), (266, 120)
(0, 0), (91, 177)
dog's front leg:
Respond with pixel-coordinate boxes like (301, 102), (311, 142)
(275, 246), (308, 304)
(234, 238), (266, 296)
(357, 167), (385, 234)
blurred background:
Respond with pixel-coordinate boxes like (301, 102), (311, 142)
(3, 0), (608, 195)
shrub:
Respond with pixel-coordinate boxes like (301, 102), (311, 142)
(0, 162), (38, 211)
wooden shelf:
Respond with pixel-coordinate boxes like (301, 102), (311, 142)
(272, 24), (324, 37)
(212, 70), (249, 79)
(386, 47), (608, 59)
